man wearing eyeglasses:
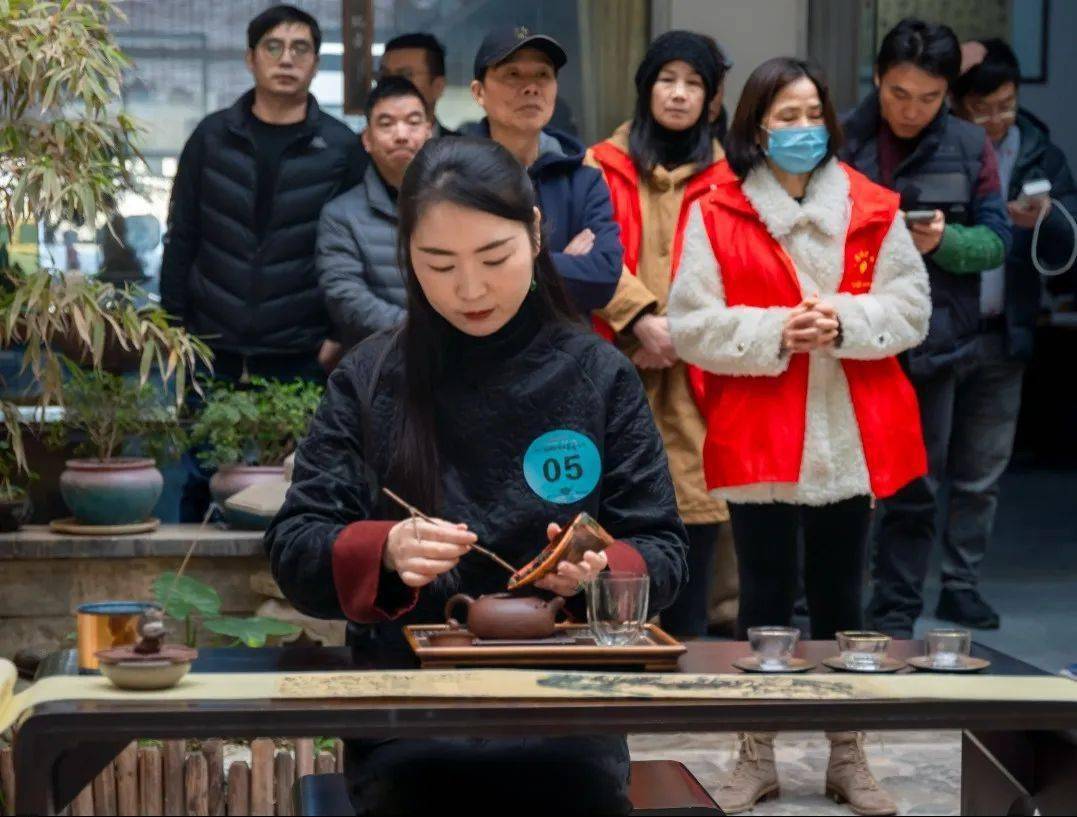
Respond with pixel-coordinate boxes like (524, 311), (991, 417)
(161, 4), (364, 522)
(939, 38), (1077, 623)
(161, 3), (363, 390)
(380, 33), (458, 139)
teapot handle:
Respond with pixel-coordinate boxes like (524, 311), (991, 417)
(444, 594), (475, 629)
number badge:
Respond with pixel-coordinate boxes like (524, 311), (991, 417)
(522, 430), (602, 505)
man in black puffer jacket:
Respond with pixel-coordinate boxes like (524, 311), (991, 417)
(160, 5), (364, 383)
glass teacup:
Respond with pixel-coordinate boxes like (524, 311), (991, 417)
(925, 628), (972, 668)
(836, 630), (891, 671)
(748, 626), (800, 670)
(586, 572), (649, 647)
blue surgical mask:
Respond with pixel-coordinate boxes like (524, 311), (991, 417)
(764, 125), (830, 174)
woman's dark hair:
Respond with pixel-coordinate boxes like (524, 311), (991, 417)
(388, 137), (578, 512)
(629, 32), (721, 177)
(725, 57), (843, 179)
(247, 5), (321, 53)
(951, 38), (1021, 100)
(876, 18), (960, 85)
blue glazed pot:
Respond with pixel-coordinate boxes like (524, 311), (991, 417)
(59, 458), (163, 526)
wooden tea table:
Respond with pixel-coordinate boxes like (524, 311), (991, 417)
(15, 640), (1077, 815)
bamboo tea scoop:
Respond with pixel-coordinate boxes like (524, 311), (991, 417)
(381, 487), (517, 574)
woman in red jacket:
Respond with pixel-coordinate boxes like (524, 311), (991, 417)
(586, 31), (735, 639)
(668, 58), (930, 816)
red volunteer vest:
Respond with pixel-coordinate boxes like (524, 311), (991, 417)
(695, 161), (927, 499)
(589, 140), (722, 405)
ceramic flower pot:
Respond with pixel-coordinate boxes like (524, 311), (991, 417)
(0, 490), (32, 532)
(209, 465), (286, 529)
(59, 458), (163, 526)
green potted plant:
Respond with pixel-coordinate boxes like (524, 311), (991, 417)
(0, 0), (212, 509)
(190, 378), (322, 527)
(0, 405), (32, 531)
(44, 365), (185, 527)
(153, 570), (300, 648)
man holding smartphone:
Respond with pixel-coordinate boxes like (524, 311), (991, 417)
(953, 38), (1077, 349)
(841, 19), (1012, 637)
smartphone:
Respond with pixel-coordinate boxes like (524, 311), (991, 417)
(1018, 179), (1051, 207)
(905, 210), (937, 224)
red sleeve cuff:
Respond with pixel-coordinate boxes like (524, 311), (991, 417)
(331, 520), (419, 623)
(605, 540), (648, 576)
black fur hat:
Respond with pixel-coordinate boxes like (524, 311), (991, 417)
(634, 31), (727, 102)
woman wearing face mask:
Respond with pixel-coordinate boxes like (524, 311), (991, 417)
(585, 31), (735, 639)
(668, 58), (930, 816)
(265, 137), (687, 815)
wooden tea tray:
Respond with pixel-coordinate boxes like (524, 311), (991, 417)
(404, 623), (686, 671)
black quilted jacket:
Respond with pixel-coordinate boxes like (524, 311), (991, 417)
(160, 90), (363, 355)
(264, 301), (688, 648)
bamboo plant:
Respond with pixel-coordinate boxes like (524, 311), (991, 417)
(0, 0), (212, 498)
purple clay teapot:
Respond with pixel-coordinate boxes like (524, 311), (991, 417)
(444, 592), (566, 640)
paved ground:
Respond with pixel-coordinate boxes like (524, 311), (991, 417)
(630, 730), (961, 815)
(633, 465), (1076, 814)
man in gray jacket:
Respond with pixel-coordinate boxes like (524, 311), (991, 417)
(317, 76), (431, 358)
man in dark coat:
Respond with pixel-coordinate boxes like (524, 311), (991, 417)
(951, 38), (1077, 359)
(160, 4), (364, 384)
(468, 26), (622, 314)
(162, 5), (363, 522)
(317, 77), (432, 357)
(379, 32), (458, 139)
(841, 19), (1013, 637)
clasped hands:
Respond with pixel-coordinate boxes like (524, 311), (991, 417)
(782, 293), (841, 355)
(631, 313), (678, 370)
(383, 517), (607, 596)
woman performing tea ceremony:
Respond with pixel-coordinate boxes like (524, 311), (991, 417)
(265, 137), (688, 815)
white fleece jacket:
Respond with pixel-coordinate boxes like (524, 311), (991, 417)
(667, 159), (931, 506)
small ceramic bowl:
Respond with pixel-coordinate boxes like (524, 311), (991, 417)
(99, 659), (192, 690)
(96, 643), (198, 690)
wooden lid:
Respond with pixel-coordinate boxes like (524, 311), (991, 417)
(96, 644), (198, 665)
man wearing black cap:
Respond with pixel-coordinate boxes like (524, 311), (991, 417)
(470, 25), (622, 313)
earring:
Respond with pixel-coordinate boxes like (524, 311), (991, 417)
(529, 275), (538, 293)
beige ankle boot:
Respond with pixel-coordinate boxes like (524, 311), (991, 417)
(717, 732), (780, 814)
(825, 732), (898, 816)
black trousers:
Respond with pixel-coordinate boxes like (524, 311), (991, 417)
(344, 735), (631, 815)
(869, 333), (1024, 637)
(660, 523), (720, 638)
(729, 496), (873, 640)
(341, 634), (631, 815)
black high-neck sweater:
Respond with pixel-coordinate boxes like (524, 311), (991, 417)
(265, 300), (688, 649)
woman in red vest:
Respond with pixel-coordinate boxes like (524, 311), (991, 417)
(585, 31), (736, 638)
(668, 58), (930, 816)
